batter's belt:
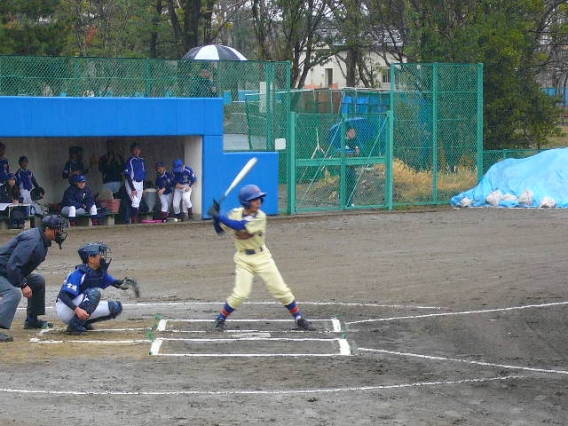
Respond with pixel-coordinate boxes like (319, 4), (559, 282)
(240, 246), (264, 255)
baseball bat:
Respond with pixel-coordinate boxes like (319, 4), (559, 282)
(218, 157), (258, 203)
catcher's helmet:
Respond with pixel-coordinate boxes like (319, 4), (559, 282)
(78, 242), (111, 264)
(238, 184), (266, 208)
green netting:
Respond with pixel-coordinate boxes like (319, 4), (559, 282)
(391, 63), (483, 206)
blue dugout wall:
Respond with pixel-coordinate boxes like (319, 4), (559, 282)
(0, 96), (278, 217)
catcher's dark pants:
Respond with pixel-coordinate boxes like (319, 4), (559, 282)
(0, 273), (45, 329)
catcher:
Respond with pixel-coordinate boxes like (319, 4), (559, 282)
(55, 242), (140, 333)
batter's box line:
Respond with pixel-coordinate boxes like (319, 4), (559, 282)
(149, 336), (351, 357)
(155, 318), (342, 333)
(359, 348), (568, 376)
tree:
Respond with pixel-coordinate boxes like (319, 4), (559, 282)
(0, 0), (69, 56)
(399, 0), (560, 149)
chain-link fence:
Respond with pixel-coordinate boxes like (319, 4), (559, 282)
(0, 54), (290, 150)
(0, 56), (483, 213)
(391, 63), (483, 206)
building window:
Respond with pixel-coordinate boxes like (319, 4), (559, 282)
(382, 69), (390, 84)
(325, 68), (333, 87)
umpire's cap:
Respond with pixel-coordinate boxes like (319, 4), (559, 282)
(40, 215), (68, 230)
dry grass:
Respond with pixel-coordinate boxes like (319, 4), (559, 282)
(393, 158), (477, 202)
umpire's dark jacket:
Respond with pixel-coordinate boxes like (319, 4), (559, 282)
(0, 228), (50, 287)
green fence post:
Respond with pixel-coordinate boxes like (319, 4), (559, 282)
(386, 110), (394, 210)
(288, 112), (296, 214)
(266, 63), (274, 151)
(477, 63), (484, 181)
(432, 63), (439, 204)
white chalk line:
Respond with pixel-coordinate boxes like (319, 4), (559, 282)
(359, 348), (568, 376)
(346, 301), (568, 325)
(0, 375), (524, 396)
(18, 301), (444, 311)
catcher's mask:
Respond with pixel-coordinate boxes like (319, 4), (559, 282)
(238, 184), (266, 209)
(78, 242), (112, 271)
(40, 215), (68, 250)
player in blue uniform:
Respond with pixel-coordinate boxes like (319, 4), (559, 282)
(61, 175), (98, 226)
(56, 242), (130, 333)
(15, 156), (42, 215)
(62, 145), (89, 185)
(124, 142), (146, 224)
(155, 162), (174, 222)
(172, 159), (197, 221)
(0, 142), (10, 185)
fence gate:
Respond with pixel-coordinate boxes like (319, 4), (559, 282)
(288, 112), (393, 213)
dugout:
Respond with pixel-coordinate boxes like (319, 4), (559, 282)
(0, 96), (279, 219)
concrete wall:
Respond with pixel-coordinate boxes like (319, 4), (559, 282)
(0, 96), (278, 217)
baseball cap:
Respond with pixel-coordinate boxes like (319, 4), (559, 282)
(73, 174), (87, 183)
(5, 173), (15, 180)
(155, 162), (165, 168)
(18, 156), (28, 164)
(130, 142), (142, 150)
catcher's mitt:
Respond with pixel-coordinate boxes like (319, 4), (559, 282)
(120, 276), (141, 298)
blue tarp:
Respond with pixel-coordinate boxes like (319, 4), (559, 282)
(451, 148), (568, 208)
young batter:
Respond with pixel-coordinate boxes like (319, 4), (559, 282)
(208, 184), (315, 332)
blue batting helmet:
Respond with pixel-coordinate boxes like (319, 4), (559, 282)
(238, 184), (266, 208)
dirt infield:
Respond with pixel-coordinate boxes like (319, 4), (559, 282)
(1, 207), (567, 425)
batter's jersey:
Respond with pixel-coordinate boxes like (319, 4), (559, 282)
(226, 207), (266, 252)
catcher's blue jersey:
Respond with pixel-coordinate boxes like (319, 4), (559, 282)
(60, 264), (117, 298)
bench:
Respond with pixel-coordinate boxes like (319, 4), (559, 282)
(0, 215), (36, 230)
(62, 212), (119, 226)
(0, 203), (34, 230)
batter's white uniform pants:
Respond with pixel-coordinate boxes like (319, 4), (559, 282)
(56, 294), (113, 324)
(173, 186), (192, 214)
(61, 205), (97, 217)
(227, 248), (295, 309)
(158, 192), (173, 213)
(126, 181), (144, 209)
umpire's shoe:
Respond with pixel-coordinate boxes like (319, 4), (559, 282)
(213, 317), (226, 332)
(296, 317), (316, 331)
(0, 331), (13, 342)
(24, 319), (53, 329)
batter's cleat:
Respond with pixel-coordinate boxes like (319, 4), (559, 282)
(24, 319), (53, 329)
(213, 317), (226, 332)
(296, 318), (316, 331)
(0, 332), (13, 342)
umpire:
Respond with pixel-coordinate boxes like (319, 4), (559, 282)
(0, 215), (68, 342)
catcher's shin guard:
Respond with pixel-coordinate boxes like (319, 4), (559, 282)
(84, 300), (123, 326)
